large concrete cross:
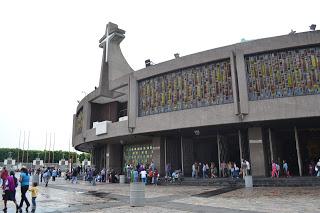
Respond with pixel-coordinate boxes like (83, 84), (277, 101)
(96, 22), (130, 95)
(99, 22), (125, 63)
(99, 27), (111, 63)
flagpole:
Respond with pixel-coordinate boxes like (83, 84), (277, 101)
(44, 132), (47, 164)
(69, 137), (71, 170)
(22, 131), (25, 164)
(17, 130), (21, 163)
(48, 132), (51, 165)
(52, 133), (55, 164)
(26, 131), (30, 163)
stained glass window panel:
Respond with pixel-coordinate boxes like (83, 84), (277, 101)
(138, 59), (233, 116)
(246, 46), (320, 100)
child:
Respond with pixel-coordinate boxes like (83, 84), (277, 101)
(29, 182), (38, 211)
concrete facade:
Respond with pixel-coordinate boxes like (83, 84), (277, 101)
(72, 22), (320, 177)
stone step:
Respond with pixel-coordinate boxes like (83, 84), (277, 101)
(161, 177), (320, 187)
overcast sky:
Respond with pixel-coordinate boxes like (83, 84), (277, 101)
(0, 0), (319, 153)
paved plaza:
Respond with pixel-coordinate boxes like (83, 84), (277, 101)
(1, 177), (320, 213)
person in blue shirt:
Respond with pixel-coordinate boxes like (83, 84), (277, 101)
(52, 169), (57, 181)
(133, 170), (139, 183)
(283, 160), (289, 178)
(18, 167), (30, 211)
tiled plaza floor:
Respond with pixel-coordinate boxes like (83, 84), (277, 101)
(1, 177), (320, 212)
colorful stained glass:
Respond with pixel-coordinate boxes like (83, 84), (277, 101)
(75, 108), (83, 135)
(246, 46), (320, 100)
(138, 59), (233, 116)
(123, 144), (153, 168)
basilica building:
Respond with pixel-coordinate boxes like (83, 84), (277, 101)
(72, 22), (320, 177)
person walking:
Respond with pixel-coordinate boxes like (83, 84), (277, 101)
(43, 168), (51, 187)
(29, 182), (38, 212)
(133, 169), (139, 183)
(271, 161), (277, 178)
(40, 169), (43, 183)
(241, 159), (247, 178)
(153, 169), (159, 185)
(202, 163), (207, 179)
(1, 167), (8, 188)
(245, 160), (251, 175)
(101, 168), (106, 182)
(283, 160), (289, 177)
(52, 169), (57, 181)
(140, 169), (147, 184)
(192, 163), (196, 178)
(316, 159), (320, 177)
(18, 167), (30, 211)
(165, 163), (171, 178)
(2, 171), (19, 212)
(71, 168), (78, 184)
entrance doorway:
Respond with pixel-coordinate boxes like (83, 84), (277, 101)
(299, 128), (320, 175)
(271, 129), (299, 176)
(194, 136), (218, 165)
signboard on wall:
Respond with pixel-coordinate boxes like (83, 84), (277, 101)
(32, 159), (44, 166)
(93, 121), (111, 135)
(59, 159), (69, 166)
(4, 159), (15, 166)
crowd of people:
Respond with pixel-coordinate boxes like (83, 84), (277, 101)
(191, 159), (251, 179)
(271, 160), (290, 178)
(1, 157), (319, 212)
(124, 161), (159, 185)
(63, 161), (160, 185)
(1, 166), (38, 212)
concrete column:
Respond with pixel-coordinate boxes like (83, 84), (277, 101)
(294, 127), (303, 176)
(235, 50), (249, 114)
(106, 150), (110, 170)
(164, 137), (167, 167)
(105, 145), (110, 169)
(230, 51), (240, 115)
(268, 128), (274, 162)
(217, 133), (221, 177)
(248, 127), (266, 176)
(152, 137), (161, 173)
(104, 145), (109, 169)
(180, 136), (184, 175)
(238, 130), (243, 162)
(128, 73), (137, 131)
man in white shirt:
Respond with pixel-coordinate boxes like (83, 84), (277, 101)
(140, 170), (147, 184)
(245, 160), (251, 175)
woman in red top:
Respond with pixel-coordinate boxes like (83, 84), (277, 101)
(1, 167), (8, 189)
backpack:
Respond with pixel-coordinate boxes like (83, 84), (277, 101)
(43, 172), (48, 178)
(7, 176), (16, 192)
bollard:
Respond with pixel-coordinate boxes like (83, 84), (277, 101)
(245, 175), (253, 187)
(130, 182), (145, 207)
(119, 175), (126, 184)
